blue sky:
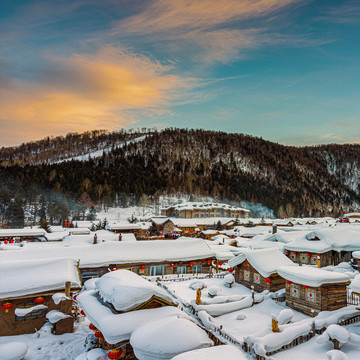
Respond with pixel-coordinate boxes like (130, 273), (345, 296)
(0, 0), (359, 146)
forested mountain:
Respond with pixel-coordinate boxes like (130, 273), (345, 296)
(1, 128), (359, 227)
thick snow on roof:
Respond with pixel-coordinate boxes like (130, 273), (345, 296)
(130, 316), (213, 360)
(0, 239), (215, 268)
(284, 232), (332, 253)
(97, 270), (174, 312)
(0, 228), (46, 237)
(277, 265), (351, 287)
(77, 290), (183, 344)
(0, 258), (81, 299)
(171, 345), (248, 360)
(229, 249), (297, 278)
(107, 223), (141, 230)
(164, 201), (249, 212)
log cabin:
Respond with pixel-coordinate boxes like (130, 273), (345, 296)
(0, 258), (81, 336)
(277, 265), (350, 316)
(228, 248), (297, 293)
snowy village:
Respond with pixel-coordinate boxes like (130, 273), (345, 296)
(1, 204), (360, 360)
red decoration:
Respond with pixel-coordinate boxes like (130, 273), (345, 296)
(10, 239), (14, 243)
(4, 240), (8, 244)
(189, 261), (194, 266)
(293, 252), (297, 255)
(245, 260), (249, 265)
(73, 294), (78, 300)
(304, 285), (310, 289)
(94, 330), (103, 339)
(140, 265), (146, 270)
(228, 268), (234, 273)
(207, 260), (212, 264)
(1, 302), (13, 313)
(358, 261), (360, 265)
(34, 297), (45, 305)
(307, 253), (311, 257)
(170, 263), (175, 268)
(265, 278), (271, 284)
(317, 255), (321, 258)
(80, 310), (85, 316)
(219, 262), (223, 266)
(285, 251), (289, 255)
(286, 280), (292, 285)
(108, 349), (122, 359)
(89, 323), (97, 331)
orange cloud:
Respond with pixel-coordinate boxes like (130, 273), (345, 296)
(0, 46), (196, 146)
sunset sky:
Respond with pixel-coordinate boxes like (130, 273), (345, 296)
(1, 0), (359, 146)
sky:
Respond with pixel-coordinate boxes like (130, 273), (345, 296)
(0, 0), (359, 147)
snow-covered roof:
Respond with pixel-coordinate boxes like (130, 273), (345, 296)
(96, 270), (175, 312)
(130, 316), (213, 360)
(45, 231), (69, 241)
(0, 228), (46, 237)
(201, 230), (219, 235)
(107, 223), (141, 230)
(171, 345), (248, 360)
(151, 217), (172, 226)
(68, 228), (91, 235)
(344, 212), (360, 218)
(277, 265), (351, 287)
(228, 249), (297, 278)
(0, 258), (81, 299)
(77, 290), (183, 344)
(0, 239), (216, 268)
(163, 201), (249, 212)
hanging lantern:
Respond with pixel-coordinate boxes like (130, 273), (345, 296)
(219, 262), (223, 266)
(286, 280), (292, 285)
(265, 278), (271, 284)
(80, 309), (85, 316)
(245, 260), (249, 265)
(285, 251), (289, 255)
(358, 261), (360, 265)
(317, 255), (322, 259)
(112, 267), (118, 271)
(89, 323), (97, 331)
(207, 260), (212, 264)
(10, 239), (14, 244)
(4, 240), (8, 244)
(140, 265), (146, 270)
(189, 261), (194, 266)
(228, 268), (234, 273)
(34, 297), (45, 305)
(293, 252), (297, 255)
(307, 253), (311, 257)
(1, 302), (13, 313)
(170, 263), (175, 268)
(94, 330), (103, 339)
(108, 349), (122, 360)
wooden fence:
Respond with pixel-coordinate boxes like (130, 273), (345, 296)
(347, 288), (360, 305)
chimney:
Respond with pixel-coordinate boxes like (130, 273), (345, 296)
(272, 224), (277, 234)
(118, 233), (122, 241)
(93, 233), (98, 245)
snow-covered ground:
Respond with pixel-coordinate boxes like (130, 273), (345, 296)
(0, 318), (91, 360)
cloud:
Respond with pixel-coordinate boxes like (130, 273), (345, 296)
(317, 2), (360, 24)
(0, 45), (197, 146)
(110, 0), (303, 63)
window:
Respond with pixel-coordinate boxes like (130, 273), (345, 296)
(300, 253), (309, 264)
(290, 284), (300, 298)
(311, 255), (318, 265)
(306, 288), (316, 302)
(81, 271), (100, 283)
(290, 252), (297, 261)
(150, 266), (164, 276)
(243, 270), (250, 281)
(15, 306), (47, 321)
(254, 273), (261, 284)
(177, 266), (187, 274)
(192, 265), (202, 273)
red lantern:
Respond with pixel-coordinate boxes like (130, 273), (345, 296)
(286, 280), (292, 285)
(4, 240), (8, 244)
(265, 278), (271, 284)
(293, 252), (297, 255)
(140, 265), (146, 270)
(317, 255), (321, 259)
(307, 253), (311, 257)
(358, 261), (360, 265)
(112, 267), (118, 271)
(34, 297), (44, 305)
(170, 263), (175, 268)
(10, 239), (14, 244)
(219, 262), (223, 266)
(108, 349), (122, 360)
(94, 330), (103, 339)
(1, 302), (13, 313)
(189, 261), (194, 266)
(80, 309), (85, 316)
(228, 268), (234, 273)
(285, 251), (289, 255)
(207, 260), (212, 264)
(89, 323), (97, 331)
(245, 260), (249, 265)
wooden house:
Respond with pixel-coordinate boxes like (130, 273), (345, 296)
(0, 228), (46, 243)
(277, 265), (350, 316)
(78, 270), (212, 359)
(228, 248), (297, 293)
(0, 258), (81, 336)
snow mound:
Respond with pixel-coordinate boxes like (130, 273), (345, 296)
(236, 313), (246, 320)
(207, 286), (222, 297)
(84, 278), (99, 290)
(52, 292), (71, 304)
(97, 270), (174, 312)
(189, 280), (207, 290)
(326, 350), (349, 360)
(14, 304), (47, 317)
(46, 310), (72, 324)
(130, 315), (213, 360)
(277, 309), (294, 325)
(0, 342), (28, 360)
(87, 348), (107, 360)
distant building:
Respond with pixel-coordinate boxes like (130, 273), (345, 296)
(161, 202), (249, 219)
